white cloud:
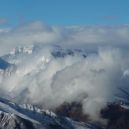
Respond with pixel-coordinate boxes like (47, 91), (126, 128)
(0, 18), (8, 25)
(0, 22), (129, 55)
(0, 21), (129, 121)
(1, 46), (129, 121)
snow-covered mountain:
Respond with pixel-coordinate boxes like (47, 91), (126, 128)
(0, 44), (89, 104)
(1, 44), (87, 77)
(0, 44), (129, 129)
(0, 97), (102, 129)
(0, 44), (101, 129)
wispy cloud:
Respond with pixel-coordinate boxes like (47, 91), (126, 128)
(0, 18), (8, 25)
(101, 16), (119, 20)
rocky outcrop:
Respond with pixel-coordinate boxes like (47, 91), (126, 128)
(101, 104), (129, 129)
(55, 102), (89, 122)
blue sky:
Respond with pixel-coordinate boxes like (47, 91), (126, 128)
(0, 0), (129, 27)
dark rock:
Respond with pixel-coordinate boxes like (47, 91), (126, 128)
(101, 104), (129, 129)
(55, 102), (89, 122)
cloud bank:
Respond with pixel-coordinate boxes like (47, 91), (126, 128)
(0, 21), (129, 55)
(0, 21), (129, 121)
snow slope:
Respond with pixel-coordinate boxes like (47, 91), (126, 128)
(0, 97), (102, 129)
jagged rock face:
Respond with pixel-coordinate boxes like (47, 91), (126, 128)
(0, 112), (44, 129)
(101, 104), (129, 129)
(55, 102), (89, 122)
(0, 58), (11, 70)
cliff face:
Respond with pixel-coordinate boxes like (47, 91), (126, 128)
(0, 112), (44, 129)
(55, 102), (89, 122)
(101, 104), (129, 129)
(55, 101), (129, 129)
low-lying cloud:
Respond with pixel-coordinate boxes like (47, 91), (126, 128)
(0, 21), (129, 121)
(0, 21), (129, 55)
